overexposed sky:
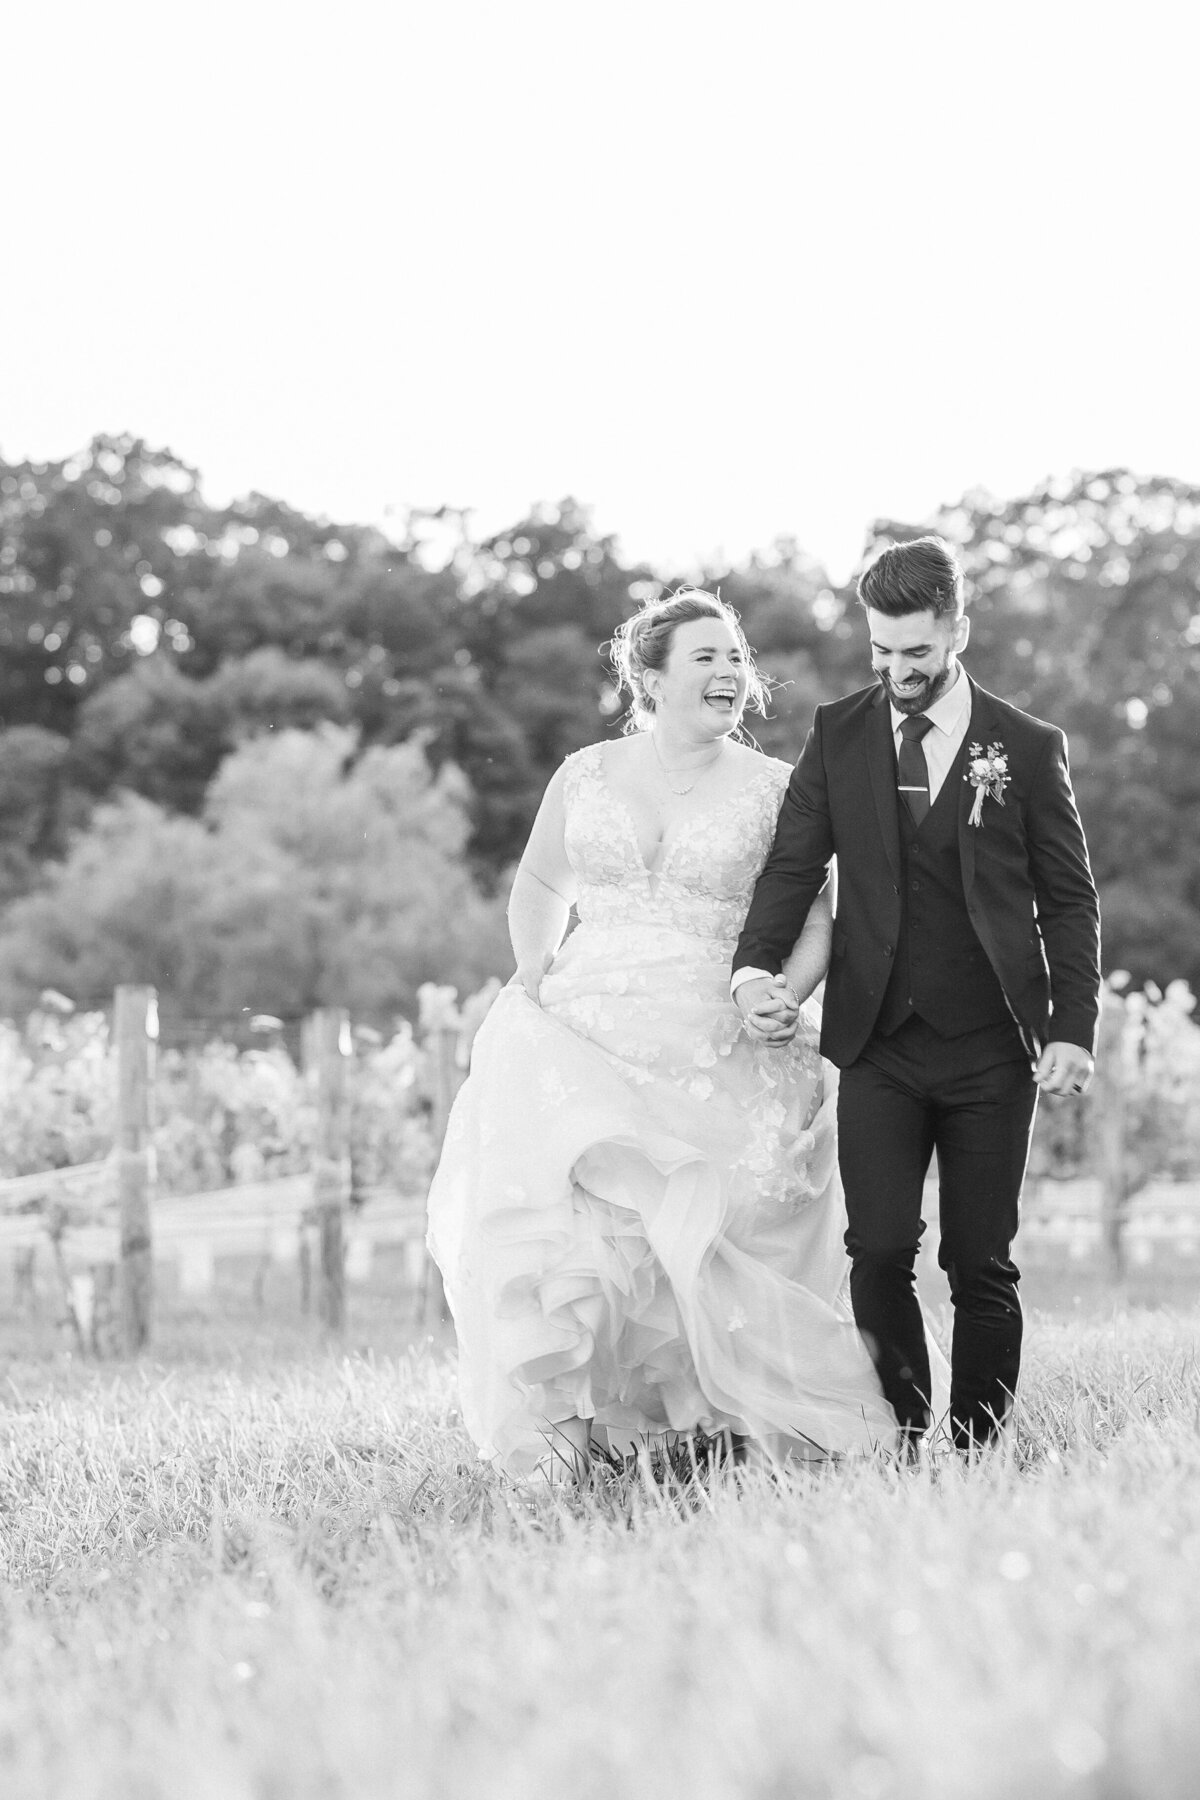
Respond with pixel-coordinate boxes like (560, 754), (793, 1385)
(3, 0), (1196, 581)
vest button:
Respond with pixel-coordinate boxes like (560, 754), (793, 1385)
(911, 878), (921, 891)
(884, 944), (894, 956)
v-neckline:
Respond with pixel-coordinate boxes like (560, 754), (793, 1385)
(592, 745), (765, 881)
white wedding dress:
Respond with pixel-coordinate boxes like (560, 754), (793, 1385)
(427, 742), (899, 1474)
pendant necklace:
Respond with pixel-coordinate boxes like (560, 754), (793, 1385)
(650, 732), (724, 796)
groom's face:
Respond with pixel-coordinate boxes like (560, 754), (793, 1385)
(866, 606), (969, 715)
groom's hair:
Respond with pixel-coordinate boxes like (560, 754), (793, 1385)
(856, 536), (964, 621)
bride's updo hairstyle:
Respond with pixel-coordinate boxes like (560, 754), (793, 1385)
(610, 587), (769, 734)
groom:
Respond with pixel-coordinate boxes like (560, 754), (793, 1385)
(732, 536), (1101, 1452)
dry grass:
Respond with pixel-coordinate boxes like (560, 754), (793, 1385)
(1, 1304), (1199, 1799)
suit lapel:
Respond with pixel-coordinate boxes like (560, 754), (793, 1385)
(958, 677), (999, 899)
(865, 687), (901, 885)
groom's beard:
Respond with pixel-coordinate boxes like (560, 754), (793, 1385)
(877, 655), (957, 716)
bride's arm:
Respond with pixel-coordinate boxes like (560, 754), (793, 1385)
(507, 765), (578, 1002)
(781, 872), (835, 1008)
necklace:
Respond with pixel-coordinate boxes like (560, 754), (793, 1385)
(650, 732), (725, 796)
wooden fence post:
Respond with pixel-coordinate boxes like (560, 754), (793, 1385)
(114, 984), (156, 1353)
(13, 1246), (37, 1314)
(311, 1007), (352, 1331)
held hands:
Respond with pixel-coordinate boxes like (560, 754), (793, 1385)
(735, 975), (801, 1047)
(1034, 1041), (1095, 1098)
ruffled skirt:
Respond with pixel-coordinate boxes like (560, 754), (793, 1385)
(427, 933), (898, 1475)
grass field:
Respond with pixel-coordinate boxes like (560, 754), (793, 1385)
(1, 1285), (1199, 1800)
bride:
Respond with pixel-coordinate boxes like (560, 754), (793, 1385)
(426, 588), (899, 1477)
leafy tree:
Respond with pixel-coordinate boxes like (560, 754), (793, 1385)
(5, 436), (1200, 995)
(208, 647), (353, 738)
(69, 649), (352, 813)
(0, 729), (512, 1021)
(383, 670), (543, 876)
(337, 561), (463, 681)
(493, 626), (610, 774)
(177, 547), (353, 673)
(745, 651), (830, 762)
(463, 499), (648, 678)
(0, 726), (74, 902)
(712, 543), (856, 759)
(68, 657), (233, 813)
(0, 434), (215, 731)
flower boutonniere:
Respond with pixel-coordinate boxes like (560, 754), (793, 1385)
(964, 741), (1011, 826)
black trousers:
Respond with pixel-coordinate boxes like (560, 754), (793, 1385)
(837, 1014), (1038, 1449)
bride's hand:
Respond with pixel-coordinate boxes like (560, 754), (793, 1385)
(511, 955), (552, 1005)
(743, 977), (800, 1047)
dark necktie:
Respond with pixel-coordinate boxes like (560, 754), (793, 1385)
(898, 714), (935, 824)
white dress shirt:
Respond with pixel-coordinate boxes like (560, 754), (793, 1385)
(732, 665), (973, 995)
(890, 661), (973, 803)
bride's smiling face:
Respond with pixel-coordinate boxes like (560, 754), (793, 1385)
(647, 617), (750, 736)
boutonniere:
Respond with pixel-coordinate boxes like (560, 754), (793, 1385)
(964, 741), (1011, 826)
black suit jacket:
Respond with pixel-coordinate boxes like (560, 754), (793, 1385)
(733, 676), (1102, 1068)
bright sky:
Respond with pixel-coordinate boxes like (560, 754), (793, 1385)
(3, 1), (1196, 582)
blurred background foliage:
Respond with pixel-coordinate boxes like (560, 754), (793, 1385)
(0, 1001), (435, 1195)
(1, 434), (1198, 1023)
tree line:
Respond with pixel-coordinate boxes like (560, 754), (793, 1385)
(1, 434), (1197, 1021)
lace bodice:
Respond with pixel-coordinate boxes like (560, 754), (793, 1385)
(562, 742), (791, 947)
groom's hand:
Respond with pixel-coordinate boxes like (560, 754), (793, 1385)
(735, 976), (800, 1046)
(1034, 1041), (1095, 1098)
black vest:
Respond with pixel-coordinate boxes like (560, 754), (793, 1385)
(877, 742), (1012, 1038)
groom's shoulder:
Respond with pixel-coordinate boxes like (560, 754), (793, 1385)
(969, 680), (1065, 745)
(814, 683), (882, 728)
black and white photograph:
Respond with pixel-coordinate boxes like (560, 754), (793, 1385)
(1, 3), (1198, 1796)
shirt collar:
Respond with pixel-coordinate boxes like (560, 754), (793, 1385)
(889, 663), (971, 737)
